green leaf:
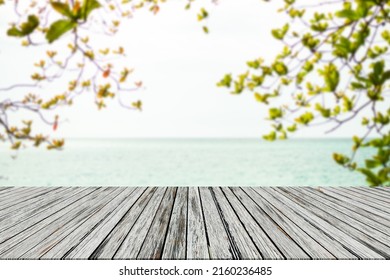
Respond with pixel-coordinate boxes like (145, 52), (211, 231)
(81, 0), (102, 20)
(7, 15), (40, 37)
(268, 108), (283, 120)
(46, 20), (77, 43)
(358, 168), (382, 186)
(217, 74), (232, 88)
(51, 1), (73, 18)
(319, 63), (339, 92)
(272, 62), (288, 76)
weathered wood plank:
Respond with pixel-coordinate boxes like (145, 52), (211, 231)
(65, 187), (147, 259)
(0, 187), (106, 257)
(320, 188), (390, 219)
(41, 188), (140, 259)
(253, 188), (356, 259)
(375, 187), (390, 194)
(0, 188), (57, 211)
(0, 188), (76, 229)
(343, 186), (390, 204)
(0, 187), (29, 200)
(19, 188), (125, 259)
(2, 188), (121, 259)
(319, 188), (390, 221)
(221, 188), (284, 259)
(113, 187), (166, 259)
(186, 187), (209, 260)
(90, 187), (157, 259)
(162, 187), (187, 260)
(361, 187), (390, 200)
(342, 187), (390, 204)
(284, 188), (390, 258)
(0, 188), (98, 244)
(271, 188), (384, 259)
(246, 188), (334, 259)
(0, 187), (14, 195)
(304, 187), (390, 233)
(199, 187), (232, 259)
(212, 188), (262, 259)
(137, 188), (177, 259)
(231, 188), (309, 259)
(0, 187), (389, 260)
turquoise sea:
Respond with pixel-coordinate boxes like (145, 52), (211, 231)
(0, 138), (370, 187)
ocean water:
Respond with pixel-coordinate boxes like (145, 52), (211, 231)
(0, 138), (370, 187)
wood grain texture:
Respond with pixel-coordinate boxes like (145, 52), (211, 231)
(162, 187), (187, 260)
(199, 187), (232, 259)
(66, 187), (146, 259)
(2, 188), (120, 259)
(212, 188), (262, 259)
(0, 187), (389, 260)
(0, 188), (98, 246)
(280, 187), (390, 258)
(231, 187), (310, 259)
(302, 187), (390, 235)
(187, 187), (209, 260)
(41, 187), (138, 259)
(137, 187), (177, 260)
(247, 188), (334, 259)
(0, 188), (78, 231)
(254, 187), (357, 259)
(113, 187), (166, 259)
(90, 187), (157, 259)
(221, 188), (284, 259)
(272, 188), (384, 259)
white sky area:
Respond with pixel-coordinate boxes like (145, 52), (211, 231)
(0, 0), (362, 138)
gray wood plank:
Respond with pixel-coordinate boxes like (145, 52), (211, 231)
(231, 187), (310, 259)
(285, 188), (390, 258)
(342, 187), (390, 204)
(186, 187), (209, 260)
(90, 187), (157, 259)
(304, 187), (390, 232)
(113, 187), (166, 259)
(137, 188), (177, 259)
(375, 187), (390, 194)
(162, 187), (187, 260)
(0, 188), (98, 244)
(338, 187), (390, 206)
(0, 187), (14, 195)
(271, 188), (384, 259)
(212, 187), (262, 259)
(323, 188), (390, 217)
(41, 187), (140, 259)
(245, 188), (335, 259)
(199, 187), (232, 259)
(12, 188), (124, 259)
(362, 187), (390, 199)
(0, 188), (56, 211)
(0, 187), (107, 258)
(221, 188), (284, 259)
(316, 188), (390, 222)
(251, 188), (356, 259)
(65, 187), (147, 259)
(0, 187), (29, 200)
(0, 188), (76, 229)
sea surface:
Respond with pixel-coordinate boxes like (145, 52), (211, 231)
(0, 138), (371, 187)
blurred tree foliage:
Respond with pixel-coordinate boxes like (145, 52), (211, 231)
(218, 0), (389, 186)
(0, 0), (388, 186)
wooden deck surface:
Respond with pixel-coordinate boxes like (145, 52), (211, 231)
(0, 187), (389, 260)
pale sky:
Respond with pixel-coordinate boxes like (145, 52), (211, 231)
(0, 0), (361, 138)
